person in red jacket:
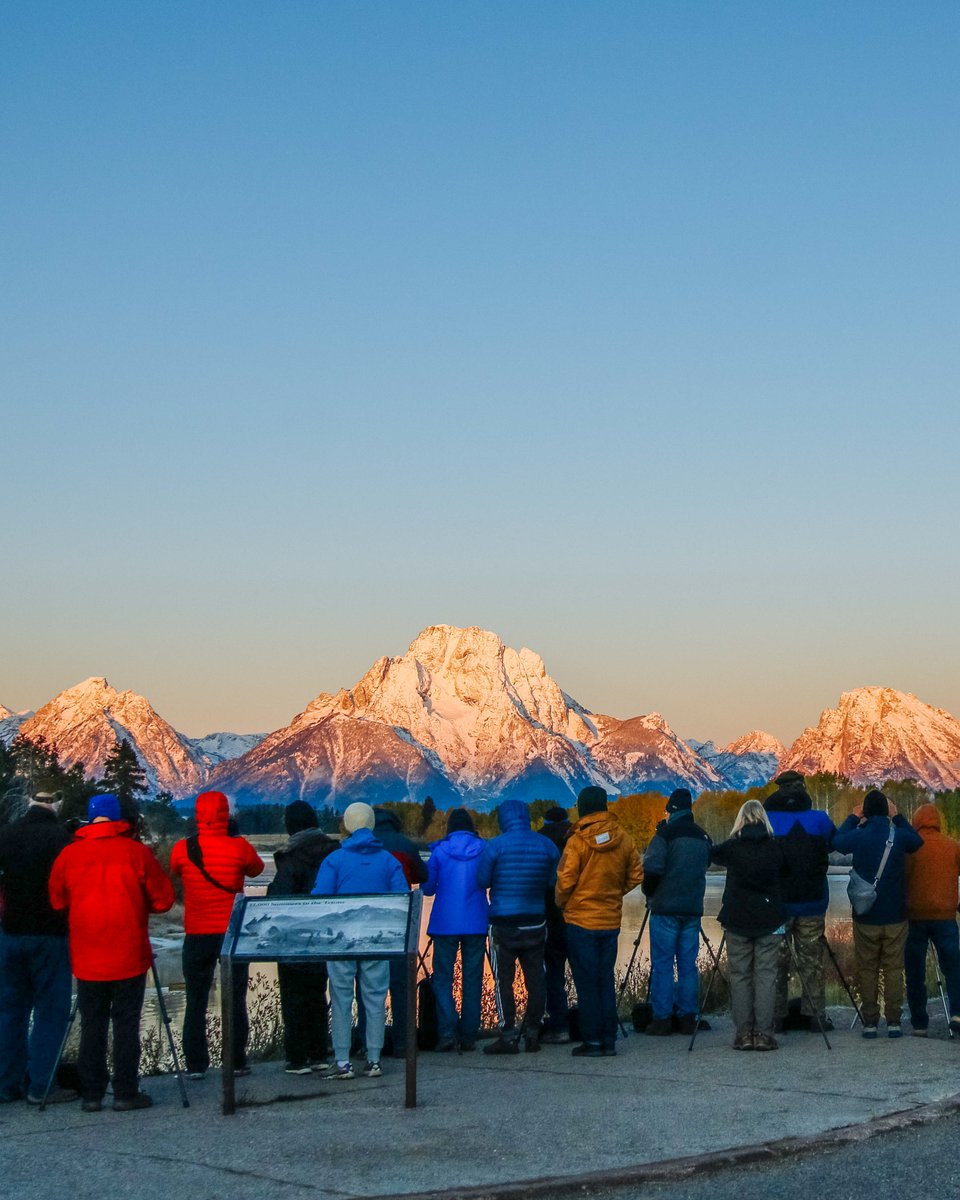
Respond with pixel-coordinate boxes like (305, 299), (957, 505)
(169, 792), (263, 1078)
(48, 793), (174, 1112)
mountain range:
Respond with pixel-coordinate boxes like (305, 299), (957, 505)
(3, 626), (959, 806)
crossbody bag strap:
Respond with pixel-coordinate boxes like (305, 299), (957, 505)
(872, 822), (896, 887)
(185, 835), (238, 895)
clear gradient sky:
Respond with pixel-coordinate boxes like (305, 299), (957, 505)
(2, 2), (958, 746)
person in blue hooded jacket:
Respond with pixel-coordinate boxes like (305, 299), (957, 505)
(312, 803), (408, 1080)
(476, 800), (560, 1054)
(422, 809), (489, 1051)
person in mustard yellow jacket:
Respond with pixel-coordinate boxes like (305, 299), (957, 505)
(556, 787), (643, 1058)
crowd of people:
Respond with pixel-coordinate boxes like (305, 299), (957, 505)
(0, 768), (958, 1113)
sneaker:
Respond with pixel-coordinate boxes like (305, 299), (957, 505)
(570, 1043), (603, 1058)
(113, 1092), (153, 1112)
(754, 1033), (779, 1052)
(325, 1062), (355, 1080)
(887, 1024), (903, 1039)
(27, 1087), (77, 1105)
(645, 1019), (672, 1037)
(308, 1059), (331, 1071)
(81, 1098), (103, 1113)
(733, 1031), (754, 1051)
(186, 1071), (205, 1081)
(912, 1027), (929, 1038)
(539, 1030), (571, 1045)
(483, 1036), (519, 1056)
(862, 1025), (878, 1039)
(523, 1036), (541, 1053)
(362, 1061), (382, 1078)
(284, 1063), (313, 1075)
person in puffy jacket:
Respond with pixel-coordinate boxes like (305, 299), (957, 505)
(312, 803), (408, 1081)
(48, 794), (174, 1112)
(267, 800), (339, 1073)
(423, 808), (489, 1051)
(764, 770), (836, 1033)
(556, 787), (642, 1057)
(169, 792), (264, 1078)
(712, 800), (787, 1051)
(833, 789), (922, 1038)
(477, 800), (560, 1055)
(903, 803), (960, 1036)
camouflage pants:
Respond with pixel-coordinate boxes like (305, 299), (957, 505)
(775, 915), (825, 1019)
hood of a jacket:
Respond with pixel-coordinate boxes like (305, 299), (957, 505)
(913, 803), (941, 834)
(739, 822), (771, 843)
(76, 819), (131, 841)
(765, 780), (812, 813)
(342, 828), (386, 855)
(573, 811), (624, 853)
(278, 828), (337, 859)
(436, 830), (485, 861)
(497, 800), (531, 833)
(196, 791), (230, 834)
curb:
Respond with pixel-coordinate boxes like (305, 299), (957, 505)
(374, 1091), (960, 1200)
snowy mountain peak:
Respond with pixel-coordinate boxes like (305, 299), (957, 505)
(723, 730), (787, 759)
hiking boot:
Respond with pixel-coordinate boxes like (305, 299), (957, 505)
(483, 1036), (519, 1056)
(284, 1062), (313, 1075)
(362, 1061), (382, 1078)
(325, 1062), (355, 1080)
(570, 1043), (603, 1058)
(678, 1014), (697, 1036)
(27, 1087), (77, 1105)
(81, 1098), (103, 1113)
(732, 1031), (754, 1051)
(753, 1033), (779, 1052)
(523, 1035), (541, 1053)
(645, 1019), (672, 1037)
(887, 1024), (903, 1039)
(862, 1025), (878, 1039)
(113, 1092), (153, 1112)
(539, 1030), (571, 1045)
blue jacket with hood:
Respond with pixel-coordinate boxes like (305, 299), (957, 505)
(312, 829), (409, 896)
(476, 800), (560, 924)
(423, 831), (489, 936)
(832, 813), (922, 925)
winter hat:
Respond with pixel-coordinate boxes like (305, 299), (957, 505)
(863, 790), (889, 818)
(446, 808), (476, 835)
(285, 800), (319, 835)
(666, 788), (693, 813)
(343, 802), (376, 833)
(543, 806), (569, 824)
(774, 770), (805, 787)
(88, 794), (121, 823)
(577, 786), (608, 818)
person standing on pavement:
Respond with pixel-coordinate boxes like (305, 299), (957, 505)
(902, 803), (960, 1037)
(169, 791), (264, 1079)
(641, 788), (711, 1037)
(833, 788), (922, 1039)
(477, 800), (560, 1055)
(556, 787), (643, 1058)
(763, 770), (836, 1033)
(312, 802), (408, 1081)
(422, 808), (489, 1051)
(0, 791), (76, 1105)
(539, 805), (575, 1043)
(712, 800), (787, 1051)
(268, 800), (339, 1073)
(48, 793), (174, 1111)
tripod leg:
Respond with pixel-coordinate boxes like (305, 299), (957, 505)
(39, 991), (79, 1112)
(616, 908), (649, 1038)
(787, 938), (831, 1050)
(699, 925), (725, 979)
(821, 936), (863, 1026)
(689, 933), (725, 1052)
(150, 956), (189, 1108)
(929, 943), (951, 1032)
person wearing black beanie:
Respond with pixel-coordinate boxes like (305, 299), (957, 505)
(446, 808), (476, 836)
(285, 800), (319, 836)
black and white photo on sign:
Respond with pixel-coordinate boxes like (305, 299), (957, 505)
(232, 894), (410, 959)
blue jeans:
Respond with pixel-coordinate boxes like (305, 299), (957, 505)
(431, 934), (486, 1046)
(649, 914), (700, 1020)
(905, 919), (960, 1028)
(565, 924), (619, 1049)
(0, 931), (72, 1100)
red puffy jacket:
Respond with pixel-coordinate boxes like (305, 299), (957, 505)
(169, 792), (264, 935)
(48, 820), (175, 982)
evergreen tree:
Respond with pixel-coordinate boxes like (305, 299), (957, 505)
(100, 738), (149, 824)
(420, 794), (436, 835)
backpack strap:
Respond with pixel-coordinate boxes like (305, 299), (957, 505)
(873, 821), (896, 887)
(185, 835), (238, 894)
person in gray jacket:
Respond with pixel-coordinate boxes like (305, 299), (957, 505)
(641, 789), (712, 1036)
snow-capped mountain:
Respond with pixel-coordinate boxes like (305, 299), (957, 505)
(689, 731), (786, 792)
(184, 731), (267, 768)
(0, 703), (31, 745)
(780, 687), (960, 790)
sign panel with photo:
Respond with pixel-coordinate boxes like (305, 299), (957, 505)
(226, 892), (414, 961)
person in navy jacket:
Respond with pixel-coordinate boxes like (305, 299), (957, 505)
(422, 809), (489, 1051)
(833, 788), (922, 1038)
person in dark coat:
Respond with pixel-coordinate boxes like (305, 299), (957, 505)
(539, 806), (574, 1042)
(422, 808), (489, 1050)
(477, 800), (560, 1054)
(833, 789), (922, 1038)
(0, 792), (76, 1105)
(712, 800), (787, 1051)
(764, 770), (836, 1032)
(267, 801), (339, 1073)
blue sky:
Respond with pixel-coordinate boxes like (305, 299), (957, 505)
(2, 2), (958, 744)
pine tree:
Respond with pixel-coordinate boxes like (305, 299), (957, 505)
(100, 738), (149, 824)
(421, 794), (436, 835)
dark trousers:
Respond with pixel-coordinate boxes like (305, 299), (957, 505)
(277, 962), (329, 1065)
(77, 974), (146, 1103)
(543, 920), (570, 1033)
(489, 922), (546, 1037)
(565, 923), (619, 1050)
(0, 931), (72, 1100)
(905, 919), (960, 1028)
(182, 933), (249, 1073)
(356, 958), (408, 1054)
(432, 933), (487, 1046)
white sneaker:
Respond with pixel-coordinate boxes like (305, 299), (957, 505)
(363, 1060), (382, 1078)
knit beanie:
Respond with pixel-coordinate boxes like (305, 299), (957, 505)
(343, 802), (376, 833)
(88, 794), (121, 823)
(666, 788), (693, 813)
(446, 808), (476, 835)
(543, 805), (570, 824)
(577, 786), (608, 818)
(285, 800), (319, 835)
(863, 790), (889, 819)
(774, 770), (805, 787)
